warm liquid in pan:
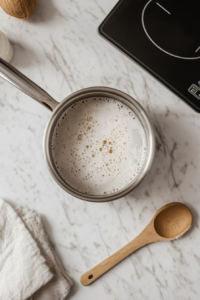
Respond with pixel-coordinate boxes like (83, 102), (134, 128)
(51, 97), (147, 195)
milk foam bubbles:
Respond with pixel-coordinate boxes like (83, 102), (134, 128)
(51, 97), (146, 195)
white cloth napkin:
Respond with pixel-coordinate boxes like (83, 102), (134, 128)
(0, 199), (73, 300)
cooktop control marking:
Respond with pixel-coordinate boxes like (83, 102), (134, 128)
(188, 84), (200, 100)
(195, 46), (200, 53)
(156, 3), (171, 14)
(142, 0), (200, 60)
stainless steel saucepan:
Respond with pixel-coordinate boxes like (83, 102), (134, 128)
(0, 58), (155, 202)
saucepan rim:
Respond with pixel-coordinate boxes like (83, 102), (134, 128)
(43, 86), (155, 202)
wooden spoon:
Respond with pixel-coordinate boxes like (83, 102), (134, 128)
(80, 202), (192, 286)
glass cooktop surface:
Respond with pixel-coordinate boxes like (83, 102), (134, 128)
(99, 0), (200, 112)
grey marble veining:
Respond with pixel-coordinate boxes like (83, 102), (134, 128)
(0, 0), (200, 299)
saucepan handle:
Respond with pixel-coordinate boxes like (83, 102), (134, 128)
(0, 58), (59, 111)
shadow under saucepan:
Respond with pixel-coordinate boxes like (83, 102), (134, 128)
(125, 109), (199, 226)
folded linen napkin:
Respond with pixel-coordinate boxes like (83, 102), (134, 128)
(0, 199), (73, 300)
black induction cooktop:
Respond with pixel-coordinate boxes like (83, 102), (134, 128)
(99, 0), (200, 112)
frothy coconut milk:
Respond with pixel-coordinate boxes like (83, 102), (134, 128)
(51, 97), (146, 195)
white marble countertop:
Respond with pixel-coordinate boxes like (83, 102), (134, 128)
(0, 1), (200, 299)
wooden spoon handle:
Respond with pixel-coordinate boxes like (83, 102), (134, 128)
(80, 229), (154, 286)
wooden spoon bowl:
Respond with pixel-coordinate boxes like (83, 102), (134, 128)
(154, 203), (192, 239)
